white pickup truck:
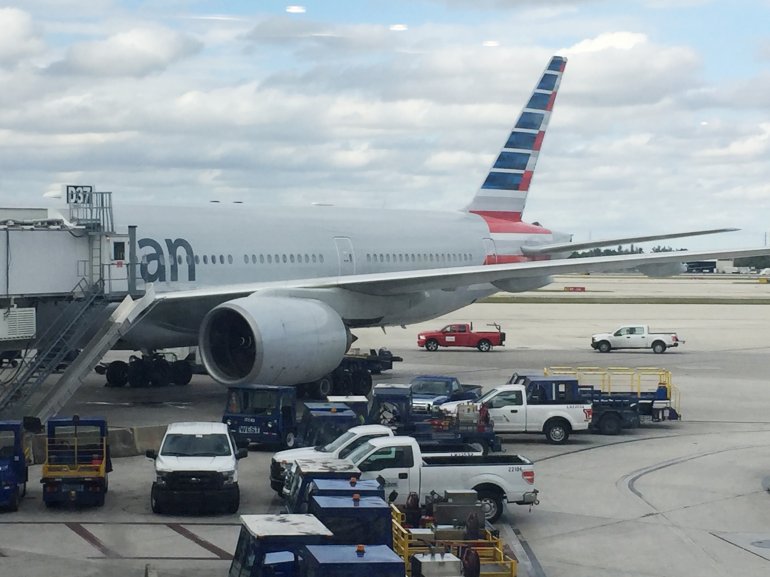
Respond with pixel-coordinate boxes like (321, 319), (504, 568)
(440, 383), (592, 444)
(591, 325), (684, 354)
(346, 436), (539, 523)
(270, 425), (394, 493)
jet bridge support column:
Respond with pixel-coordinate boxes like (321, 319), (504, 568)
(128, 225), (138, 296)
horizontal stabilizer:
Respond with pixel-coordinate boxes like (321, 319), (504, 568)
(520, 228), (739, 256)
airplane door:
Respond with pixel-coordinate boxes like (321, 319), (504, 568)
(333, 237), (356, 276)
(482, 238), (497, 265)
(105, 235), (130, 295)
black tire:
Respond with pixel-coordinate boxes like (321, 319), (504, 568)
(352, 371), (372, 396)
(105, 360), (129, 387)
(597, 341), (611, 353)
(425, 339), (439, 352)
(226, 487), (240, 514)
(544, 419), (570, 444)
(477, 339), (492, 352)
(313, 375), (333, 399)
(476, 490), (504, 523)
(170, 360), (193, 385)
(469, 441), (489, 456)
(151, 484), (164, 514)
(652, 341), (666, 354)
(598, 413), (622, 435)
(95, 491), (105, 507)
(282, 430), (297, 449)
(148, 357), (171, 387)
(127, 359), (150, 388)
(8, 487), (19, 512)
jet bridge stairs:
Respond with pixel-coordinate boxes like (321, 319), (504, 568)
(0, 280), (156, 421)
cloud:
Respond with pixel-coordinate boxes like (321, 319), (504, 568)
(0, 8), (45, 67)
(49, 26), (202, 77)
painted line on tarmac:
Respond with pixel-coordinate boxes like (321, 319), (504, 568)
(65, 522), (122, 559)
(167, 523), (233, 560)
(498, 523), (546, 577)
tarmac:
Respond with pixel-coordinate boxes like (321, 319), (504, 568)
(1, 273), (770, 577)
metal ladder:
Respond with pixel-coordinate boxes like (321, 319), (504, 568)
(0, 279), (108, 415)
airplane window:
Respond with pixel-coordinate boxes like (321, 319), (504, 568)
(176, 255), (182, 265)
(386, 254), (390, 263)
(243, 255), (249, 264)
(282, 254), (287, 263)
(260, 255), (265, 264)
(411, 254), (415, 262)
(379, 254), (384, 262)
(217, 255), (222, 264)
(296, 254), (301, 263)
(194, 255), (200, 265)
(319, 254), (324, 263)
(275, 254), (279, 263)
(211, 254), (216, 263)
(429, 254), (434, 262)
(203, 255), (208, 264)
(252, 254), (256, 264)
(312, 254), (317, 263)
(304, 254), (309, 263)
(228, 255), (233, 264)
(290, 254), (295, 263)
(267, 255), (272, 263)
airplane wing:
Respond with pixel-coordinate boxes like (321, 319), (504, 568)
(520, 228), (739, 256)
(155, 245), (770, 301)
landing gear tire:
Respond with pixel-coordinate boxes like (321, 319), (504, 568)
(477, 490), (504, 523)
(312, 375), (333, 399)
(127, 358), (150, 388)
(425, 339), (439, 352)
(148, 357), (171, 387)
(105, 360), (128, 387)
(477, 339), (492, 352)
(171, 360), (193, 385)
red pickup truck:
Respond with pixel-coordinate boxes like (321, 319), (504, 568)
(417, 323), (505, 352)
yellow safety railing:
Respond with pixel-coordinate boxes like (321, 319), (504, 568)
(545, 366), (681, 415)
(391, 504), (516, 577)
(42, 436), (107, 478)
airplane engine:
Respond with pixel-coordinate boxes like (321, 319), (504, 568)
(198, 296), (350, 386)
(492, 276), (552, 293)
(637, 263), (687, 277)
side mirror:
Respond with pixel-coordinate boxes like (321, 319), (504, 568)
(236, 448), (248, 460)
(388, 490), (398, 503)
(145, 449), (157, 460)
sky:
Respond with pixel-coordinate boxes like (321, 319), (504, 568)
(1, 0), (769, 249)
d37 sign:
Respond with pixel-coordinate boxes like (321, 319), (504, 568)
(66, 185), (93, 205)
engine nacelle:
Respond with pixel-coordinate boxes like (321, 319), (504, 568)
(198, 296), (349, 386)
(637, 262), (687, 277)
(492, 276), (553, 293)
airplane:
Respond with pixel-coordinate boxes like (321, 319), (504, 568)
(32, 56), (770, 397)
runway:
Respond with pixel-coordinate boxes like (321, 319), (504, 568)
(1, 274), (770, 576)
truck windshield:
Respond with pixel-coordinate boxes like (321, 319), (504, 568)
(318, 430), (356, 453)
(160, 433), (232, 457)
(345, 441), (375, 465)
(475, 388), (500, 404)
(0, 430), (15, 458)
(410, 380), (447, 395)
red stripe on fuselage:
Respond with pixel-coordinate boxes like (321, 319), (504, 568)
(471, 211), (552, 235)
(483, 254), (552, 265)
(470, 210), (522, 221)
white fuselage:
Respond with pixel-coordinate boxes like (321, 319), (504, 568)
(115, 202), (556, 348)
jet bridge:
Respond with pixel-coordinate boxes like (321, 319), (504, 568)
(0, 186), (149, 419)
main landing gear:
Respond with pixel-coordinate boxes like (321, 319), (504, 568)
(97, 353), (193, 388)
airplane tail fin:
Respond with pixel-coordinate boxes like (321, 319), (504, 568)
(466, 55), (567, 222)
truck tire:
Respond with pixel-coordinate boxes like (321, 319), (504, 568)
(544, 419), (570, 444)
(652, 341), (667, 354)
(476, 490), (504, 523)
(282, 431), (297, 449)
(226, 487), (240, 514)
(477, 339), (492, 352)
(105, 361), (128, 387)
(597, 341), (611, 353)
(425, 339), (439, 352)
(151, 484), (164, 514)
(598, 413), (622, 435)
